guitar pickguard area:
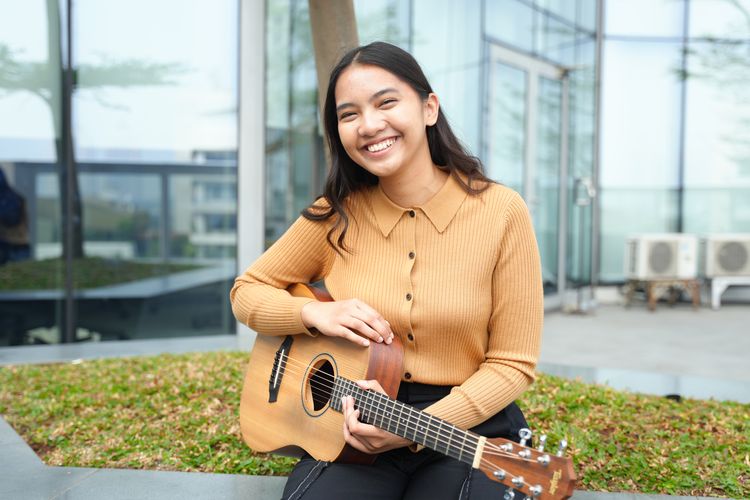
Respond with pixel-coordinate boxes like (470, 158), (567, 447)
(301, 353), (337, 418)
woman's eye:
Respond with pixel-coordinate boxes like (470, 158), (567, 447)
(339, 112), (355, 121)
(380, 98), (397, 107)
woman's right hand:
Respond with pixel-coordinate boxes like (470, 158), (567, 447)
(300, 299), (394, 347)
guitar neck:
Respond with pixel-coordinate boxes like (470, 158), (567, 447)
(330, 377), (482, 467)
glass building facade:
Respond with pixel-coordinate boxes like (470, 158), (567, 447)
(599, 0), (750, 281)
(1, 0), (747, 346)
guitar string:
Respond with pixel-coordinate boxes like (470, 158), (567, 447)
(275, 353), (546, 469)
(262, 353), (546, 491)
(272, 352), (483, 453)
(267, 352), (540, 467)
(269, 355), (483, 458)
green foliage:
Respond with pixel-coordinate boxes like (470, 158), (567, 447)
(0, 352), (747, 496)
(0, 257), (200, 290)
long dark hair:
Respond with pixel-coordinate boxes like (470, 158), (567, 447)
(303, 41), (493, 251)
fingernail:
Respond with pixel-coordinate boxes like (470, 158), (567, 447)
(363, 340), (370, 346)
(378, 336), (383, 343)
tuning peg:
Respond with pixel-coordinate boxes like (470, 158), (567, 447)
(529, 485), (543, 497)
(556, 439), (568, 457)
(518, 449), (531, 459)
(503, 489), (515, 500)
(518, 428), (532, 446)
(511, 476), (525, 488)
(537, 454), (550, 466)
(537, 434), (547, 452)
(501, 443), (513, 452)
(493, 469), (507, 480)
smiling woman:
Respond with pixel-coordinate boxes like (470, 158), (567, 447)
(230, 42), (545, 500)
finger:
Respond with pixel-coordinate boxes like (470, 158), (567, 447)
(342, 316), (383, 344)
(352, 300), (394, 340)
(335, 326), (370, 347)
(355, 379), (385, 394)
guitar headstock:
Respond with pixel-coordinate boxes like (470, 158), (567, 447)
(479, 428), (576, 500)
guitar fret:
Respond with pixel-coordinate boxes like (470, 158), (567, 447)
(330, 378), (479, 467)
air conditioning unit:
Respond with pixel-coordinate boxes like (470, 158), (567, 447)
(701, 234), (750, 277)
(625, 234), (698, 280)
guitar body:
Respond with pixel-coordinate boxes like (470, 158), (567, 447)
(239, 284), (404, 464)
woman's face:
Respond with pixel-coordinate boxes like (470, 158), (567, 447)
(334, 63), (438, 180)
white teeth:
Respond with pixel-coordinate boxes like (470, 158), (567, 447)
(366, 138), (396, 152)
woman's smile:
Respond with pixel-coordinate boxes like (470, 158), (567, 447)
(362, 136), (399, 156)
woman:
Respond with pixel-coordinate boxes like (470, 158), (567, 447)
(231, 41), (543, 499)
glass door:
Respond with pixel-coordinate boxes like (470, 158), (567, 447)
(485, 44), (569, 303)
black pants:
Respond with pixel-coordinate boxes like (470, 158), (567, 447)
(280, 382), (529, 500)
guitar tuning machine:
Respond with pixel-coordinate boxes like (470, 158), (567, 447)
(518, 428), (532, 446)
(556, 438), (568, 457)
(537, 434), (547, 452)
(503, 490), (515, 500)
(493, 469), (507, 480)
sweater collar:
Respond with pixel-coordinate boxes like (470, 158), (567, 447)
(370, 173), (468, 237)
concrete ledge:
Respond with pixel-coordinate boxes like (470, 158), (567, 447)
(0, 415), (720, 500)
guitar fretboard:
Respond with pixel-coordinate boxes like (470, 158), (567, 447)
(329, 377), (481, 466)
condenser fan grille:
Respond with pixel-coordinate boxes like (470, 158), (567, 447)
(717, 242), (748, 272)
(649, 242), (673, 273)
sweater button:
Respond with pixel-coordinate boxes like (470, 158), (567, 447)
(406, 293), (412, 301)
(407, 333), (414, 341)
(404, 372), (412, 380)
(408, 251), (415, 259)
(408, 210), (416, 218)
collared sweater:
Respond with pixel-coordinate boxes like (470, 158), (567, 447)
(230, 173), (543, 431)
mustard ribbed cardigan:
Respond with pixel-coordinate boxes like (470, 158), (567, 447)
(231, 173), (543, 431)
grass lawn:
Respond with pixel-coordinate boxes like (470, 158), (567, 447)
(0, 257), (201, 291)
(0, 351), (747, 497)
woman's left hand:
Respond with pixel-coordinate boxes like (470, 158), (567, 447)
(342, 380), (412, 454)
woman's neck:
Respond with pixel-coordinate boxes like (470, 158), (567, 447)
(379, 164), (449, 208)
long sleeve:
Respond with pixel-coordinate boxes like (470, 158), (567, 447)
(230, 211), (334, 336)
(419, 193), (544, 430)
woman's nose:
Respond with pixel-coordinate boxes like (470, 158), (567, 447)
(358, 110), (386, 136)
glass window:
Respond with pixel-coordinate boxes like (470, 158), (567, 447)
(684, 41), (750, 188)
(485, 60), (527, 193)
(689, 0), (750, 39)
(355, 0), (410, 47)
(485, 0), (535, 52)
(600, 41), (683, 188)
(537, 12), (578, 66)
(264, 0), (324, 246)
(0, 0), (58, 162)
(413, 0), (483, 153)
(537, 0), (578, 25)
(578, 0), (599, 32)
(599, 40), (683, 280)
(605, 0), (686, 38)
(73, 0), (238, 165)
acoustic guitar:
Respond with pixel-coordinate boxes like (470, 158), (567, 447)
(240, 284), (576, 499)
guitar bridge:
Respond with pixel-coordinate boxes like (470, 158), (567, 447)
(268, 335), (294, 403)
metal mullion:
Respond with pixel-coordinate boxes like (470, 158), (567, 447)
(558, 74), (570, 297)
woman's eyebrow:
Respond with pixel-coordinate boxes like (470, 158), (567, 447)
(336, 87), (400, 113)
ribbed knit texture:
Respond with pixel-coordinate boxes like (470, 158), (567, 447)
(231, 173), (543, 431)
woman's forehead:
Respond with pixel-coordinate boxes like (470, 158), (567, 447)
(335, 64), (407, 100)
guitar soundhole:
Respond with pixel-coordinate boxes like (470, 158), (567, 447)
(309, 359), (334, 411)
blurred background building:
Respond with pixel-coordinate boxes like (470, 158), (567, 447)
(0, 0), (748, 346)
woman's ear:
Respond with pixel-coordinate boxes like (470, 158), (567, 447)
(424, 93), (439, 127)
